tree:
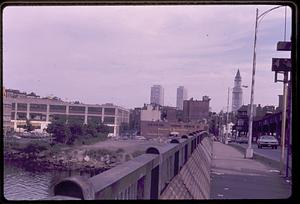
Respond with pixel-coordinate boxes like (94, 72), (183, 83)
(95, 123), (110, 134)
(46, 115), (70, 144)
(119, 122), (129, 134)
(25, 118), (34, 132)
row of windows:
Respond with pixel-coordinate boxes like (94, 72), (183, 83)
(148, 123), (164, 127)
(10, 112), (116, 124)
(11, 103), (119, 115)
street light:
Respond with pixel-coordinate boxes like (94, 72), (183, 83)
(246, 6), (284, 158)
(225, 87), (230, 144)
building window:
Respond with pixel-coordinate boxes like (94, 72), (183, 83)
(103, 116), (115, 124)
(87, 116), (102, 124)
(11, 112), (15, 120)
(17, 103), (27, 111)
(104, 108), (115, 115)
(49, 105), (66, 113)
(12, 103), (16, 110)
(69, 106), (85, 114)
(49, 114), (67, 122)
(30, 103), (47, 112)
(88, 107), (102, 114)
(29, 113), (47, 121)
(16, 112), (27, 120)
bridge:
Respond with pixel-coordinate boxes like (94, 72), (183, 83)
(44, 130), (212, 200)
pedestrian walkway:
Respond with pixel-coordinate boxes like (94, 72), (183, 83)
(210, 141), (291, 199)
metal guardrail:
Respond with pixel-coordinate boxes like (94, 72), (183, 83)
(45, 130), (212, 200)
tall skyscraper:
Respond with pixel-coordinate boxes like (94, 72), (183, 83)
(176, 86), (188, 110)
(232, 69), (243, 112)
(150, 85), (164, 106)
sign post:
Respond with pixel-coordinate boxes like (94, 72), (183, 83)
(272, 41), (291, 176)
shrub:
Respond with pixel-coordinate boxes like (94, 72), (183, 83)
(116, 148), (125, 153)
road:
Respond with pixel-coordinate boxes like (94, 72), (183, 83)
(236, 143), (290, 162)
(232, 143), (292, 175)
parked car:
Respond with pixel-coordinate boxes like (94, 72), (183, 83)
(107, 133), (114, 137)
(169, 131), (179, 137)
(236, 137), (248, 144)
(227, 137), (233, 143)
(12, 135), (21, 139)
(257, 135), (279, 149)
(135, 136), (146, 140)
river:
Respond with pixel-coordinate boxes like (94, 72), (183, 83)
(3, 161), (89, 200)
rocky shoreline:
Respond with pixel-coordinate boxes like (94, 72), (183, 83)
(4, 149), (120, 176)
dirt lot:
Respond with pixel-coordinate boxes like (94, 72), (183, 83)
(75, 138), (167, 154)
(58, 138), (169, 165)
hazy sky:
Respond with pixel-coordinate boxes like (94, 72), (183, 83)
(3, 5), (292, 112)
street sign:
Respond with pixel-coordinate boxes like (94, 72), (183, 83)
(272, 58), (291, 72)
(277, 41), (291, 51)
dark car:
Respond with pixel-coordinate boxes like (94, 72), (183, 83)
(257, 135), (279, 149)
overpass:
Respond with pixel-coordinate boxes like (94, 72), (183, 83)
(44, 130), (213, 200)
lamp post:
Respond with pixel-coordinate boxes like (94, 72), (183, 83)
(246, 6), (284, 158)
(225, 87), (230, 144)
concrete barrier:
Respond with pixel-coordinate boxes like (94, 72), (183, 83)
(160, 132), (212, 199)
(47, 130), (212, 200)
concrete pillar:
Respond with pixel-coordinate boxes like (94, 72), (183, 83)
(84, 106), (88, 124)
(66, 105), (69, 115)
(26, 103), (30, 119)
(101, 108), (104, 123)
(46, 104), (50, 122)
(14, 102), (17, 131)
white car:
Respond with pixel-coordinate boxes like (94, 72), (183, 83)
(12, 135), (21, 139)
(135, 136), (146, 140)
(107, 133), (114, 137)
(257, 135), (279, 149)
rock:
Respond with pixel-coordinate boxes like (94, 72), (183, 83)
(84, 155), (90, 162)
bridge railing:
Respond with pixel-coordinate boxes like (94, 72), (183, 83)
(45, 130), (211, 200)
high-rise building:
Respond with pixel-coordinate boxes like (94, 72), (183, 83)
(176, 86), (187, 110)
(232, 69), (243, 112)
(150, 85), (164, 106)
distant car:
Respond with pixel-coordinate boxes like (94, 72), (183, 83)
(107, 133), (114, 137)
(257, 135), (279, 149)
(237, 137), (248, 144)
(169, 131), (179, 137)
(12, 135), (21, 139)
(227, 137), (233, 143)
(135, 136), (146, 140)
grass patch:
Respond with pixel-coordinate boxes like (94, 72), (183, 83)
(74, 133), (107, 146)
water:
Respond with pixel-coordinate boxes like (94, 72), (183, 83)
(3, 161), (88, 200)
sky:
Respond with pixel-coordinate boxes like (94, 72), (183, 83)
(2, 4), (292, 112)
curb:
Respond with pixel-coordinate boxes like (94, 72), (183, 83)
(228, 143), (280, 170)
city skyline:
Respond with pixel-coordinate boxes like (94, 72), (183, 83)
(3, 5), (292, 112)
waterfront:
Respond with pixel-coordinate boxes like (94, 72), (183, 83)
(3, 161), (88, 200)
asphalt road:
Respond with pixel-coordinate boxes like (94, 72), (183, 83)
(236, 143), (289, 162)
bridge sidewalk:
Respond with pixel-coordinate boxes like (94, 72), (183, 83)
(210, 141), (291, 199)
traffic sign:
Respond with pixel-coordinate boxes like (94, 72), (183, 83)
(277, 41), (291, 51)
(272, 58), (291, 72)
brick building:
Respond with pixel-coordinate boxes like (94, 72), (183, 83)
(183, 96), (210, 122)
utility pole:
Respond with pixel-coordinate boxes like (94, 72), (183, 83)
(272, 41), (291, 176)
(225, 87), (230, 144)
(246, 5), (284, 159)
